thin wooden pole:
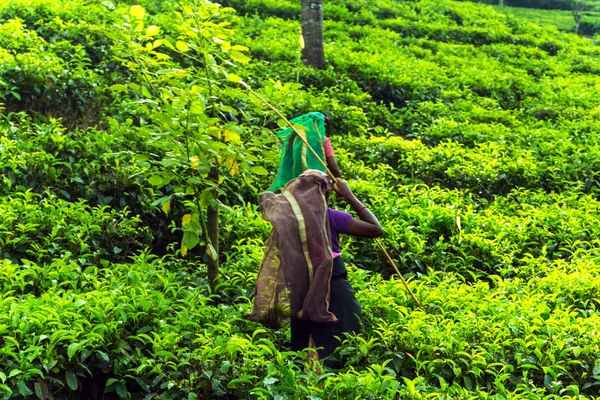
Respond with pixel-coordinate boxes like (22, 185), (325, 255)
(374, 238), (423, 309)
(241, 81), (423, 310)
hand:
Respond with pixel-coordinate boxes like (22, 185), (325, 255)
(333, 179), (354, 202)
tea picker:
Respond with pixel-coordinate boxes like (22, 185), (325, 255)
(240, 80), (422, 310)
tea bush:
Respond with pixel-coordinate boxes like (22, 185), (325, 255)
(0, 190), (151, 265)
(4, 0), (600, 398)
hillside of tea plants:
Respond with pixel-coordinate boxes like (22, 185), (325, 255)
(2, 0), (600, 398)
(491, 5), (600, 36)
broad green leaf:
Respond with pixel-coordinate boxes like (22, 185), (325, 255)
(116, 383), (129, 399)
(223, 130), (240, 144)
(162, 200), (171, 214)
(263, 377), (278, 386)
(250, 166), (268, 175)
(226, 74), (243, 83)
(8, 369), (22, 378)
(17, 382), (32, 396)
(65, 371), (78, 391)
(141, 85), (152, 98)
(0, 383), (11, 394)
(110, 84), (127, 93)
(228, 378), (253, 388)
(182, 214), (192, 226)
(67, 342), (80, 360)
(106, 378), (119, 387)
(130, 5), (145, 19)
(593, 363), (600, 377)
(182, 230), (199, 251)
(148, 175), (163, 186)
(199, 189), (214, 208)
(146, 25), (160, 36)
(97, 351), (110, 362)
(128, 271), (140, 285)
(176, 41), (189, 52)
(230, 51), (250, 64)
(34, 381), (43, 399)
(26, 368), (44, 378)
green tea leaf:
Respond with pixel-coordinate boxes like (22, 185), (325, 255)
(130, 5), (145, 19)
(176, 41), (189, 52)
(146, 25), (160, 36)
(65, 371), (78, 391)
(230, 51), (250, 63)
(67, 343), (81, 360)
(34, 381), (43, 399)
(250, 166), (268, 175)
(116, 383), (129, 399)
(17, 382), (32, 396)
(226, 74), (243, 83)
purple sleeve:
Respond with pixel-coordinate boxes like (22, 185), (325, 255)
(328, 208), (352, 235)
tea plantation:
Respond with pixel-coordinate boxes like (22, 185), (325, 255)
(2, 0), (600, 398)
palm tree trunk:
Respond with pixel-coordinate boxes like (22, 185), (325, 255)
(301, 0), (325, 69)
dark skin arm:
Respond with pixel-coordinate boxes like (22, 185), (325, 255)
(326, 155), (342, 178)
(333, 179), (383, 238)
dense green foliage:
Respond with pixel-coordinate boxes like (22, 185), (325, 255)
(492, 4), (600, 34)
(3, 0), (600, 398)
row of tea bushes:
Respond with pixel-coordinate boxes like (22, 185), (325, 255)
(2, 238), (597, 398)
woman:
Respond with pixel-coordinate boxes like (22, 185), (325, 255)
(290, 169), (383, 368)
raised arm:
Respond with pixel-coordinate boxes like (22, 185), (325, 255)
(333, 179), (383, 238)
(326, 155), (342, 178)
(324, 137), (342, 178)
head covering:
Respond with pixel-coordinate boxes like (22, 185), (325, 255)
(268, 112), (328, 192)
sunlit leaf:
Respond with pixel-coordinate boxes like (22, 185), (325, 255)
(176, 41), (189, 52)
(67, 343), (80, 360)
(223, 130), (240, 144)
(146, 25), (160, 36)
(230, 51), (250, 63)
(109, 84), (127, 93)
(182, 214), (192, 226)
(148, 175), (163, 186)
(250, 166), (268, 175)
(130, 5), (145, 19)
(226, 73), (243, 83)
(181, 243), (188, 257)
(161, 200), (171, 214)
